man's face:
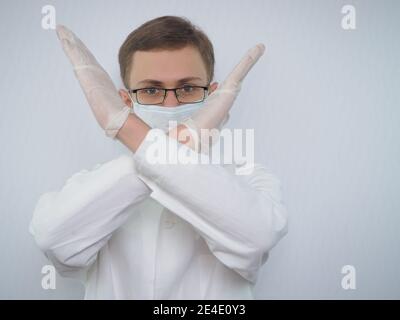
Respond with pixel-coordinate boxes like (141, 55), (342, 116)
(119, 45), (218, 108)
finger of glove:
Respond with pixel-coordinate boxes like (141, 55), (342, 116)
(56, 24), (103, 70)
(222, 44), (265, 89)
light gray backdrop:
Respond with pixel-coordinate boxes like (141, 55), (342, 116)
(0, 0), (399, 299)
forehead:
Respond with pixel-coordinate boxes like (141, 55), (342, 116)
(128, 45), (208, 87)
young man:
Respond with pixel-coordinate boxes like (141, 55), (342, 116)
(30, 16), (288, 299)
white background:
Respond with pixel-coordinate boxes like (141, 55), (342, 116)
(0, 0), (399, 299)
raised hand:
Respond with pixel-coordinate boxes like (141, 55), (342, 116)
(180, 44), (266, 152)
(56, 25), (132, 139)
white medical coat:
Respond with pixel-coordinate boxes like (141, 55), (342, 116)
(29, 129), (288, 299)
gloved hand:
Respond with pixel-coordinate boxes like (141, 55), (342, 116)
(56, 25), (131, 139)
(181, 44), (266, 153)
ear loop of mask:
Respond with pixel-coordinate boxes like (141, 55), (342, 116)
(128, 92), (135, 110)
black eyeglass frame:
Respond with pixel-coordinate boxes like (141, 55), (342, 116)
(127, 85), (210, 105)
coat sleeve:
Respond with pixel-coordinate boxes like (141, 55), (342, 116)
(29, 154), (151, 281)
(132, 129), (289, 283)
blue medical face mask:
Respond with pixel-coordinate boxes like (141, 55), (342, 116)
(131, 101), (204, 131)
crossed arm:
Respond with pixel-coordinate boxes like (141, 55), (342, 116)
(30, 147), (288, 283)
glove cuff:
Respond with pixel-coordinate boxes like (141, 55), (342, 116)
(105, 106), (131, 139)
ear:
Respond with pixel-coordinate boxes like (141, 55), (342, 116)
(119, 89), (133, 108)
(209, 82), (218, 94)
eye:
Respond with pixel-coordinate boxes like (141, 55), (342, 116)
(182, 86), (194, 93)
(143, 88), (161, 95)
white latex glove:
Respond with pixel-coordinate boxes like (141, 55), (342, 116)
(56, 25), (131, 139)
(181, 44), (266, 152)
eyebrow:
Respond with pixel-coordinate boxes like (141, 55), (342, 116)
(136, 77), (204, 87)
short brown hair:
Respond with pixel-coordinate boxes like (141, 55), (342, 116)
(118, 15), (215, 88)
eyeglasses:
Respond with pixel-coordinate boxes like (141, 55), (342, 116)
(128, 85), (209, 105)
